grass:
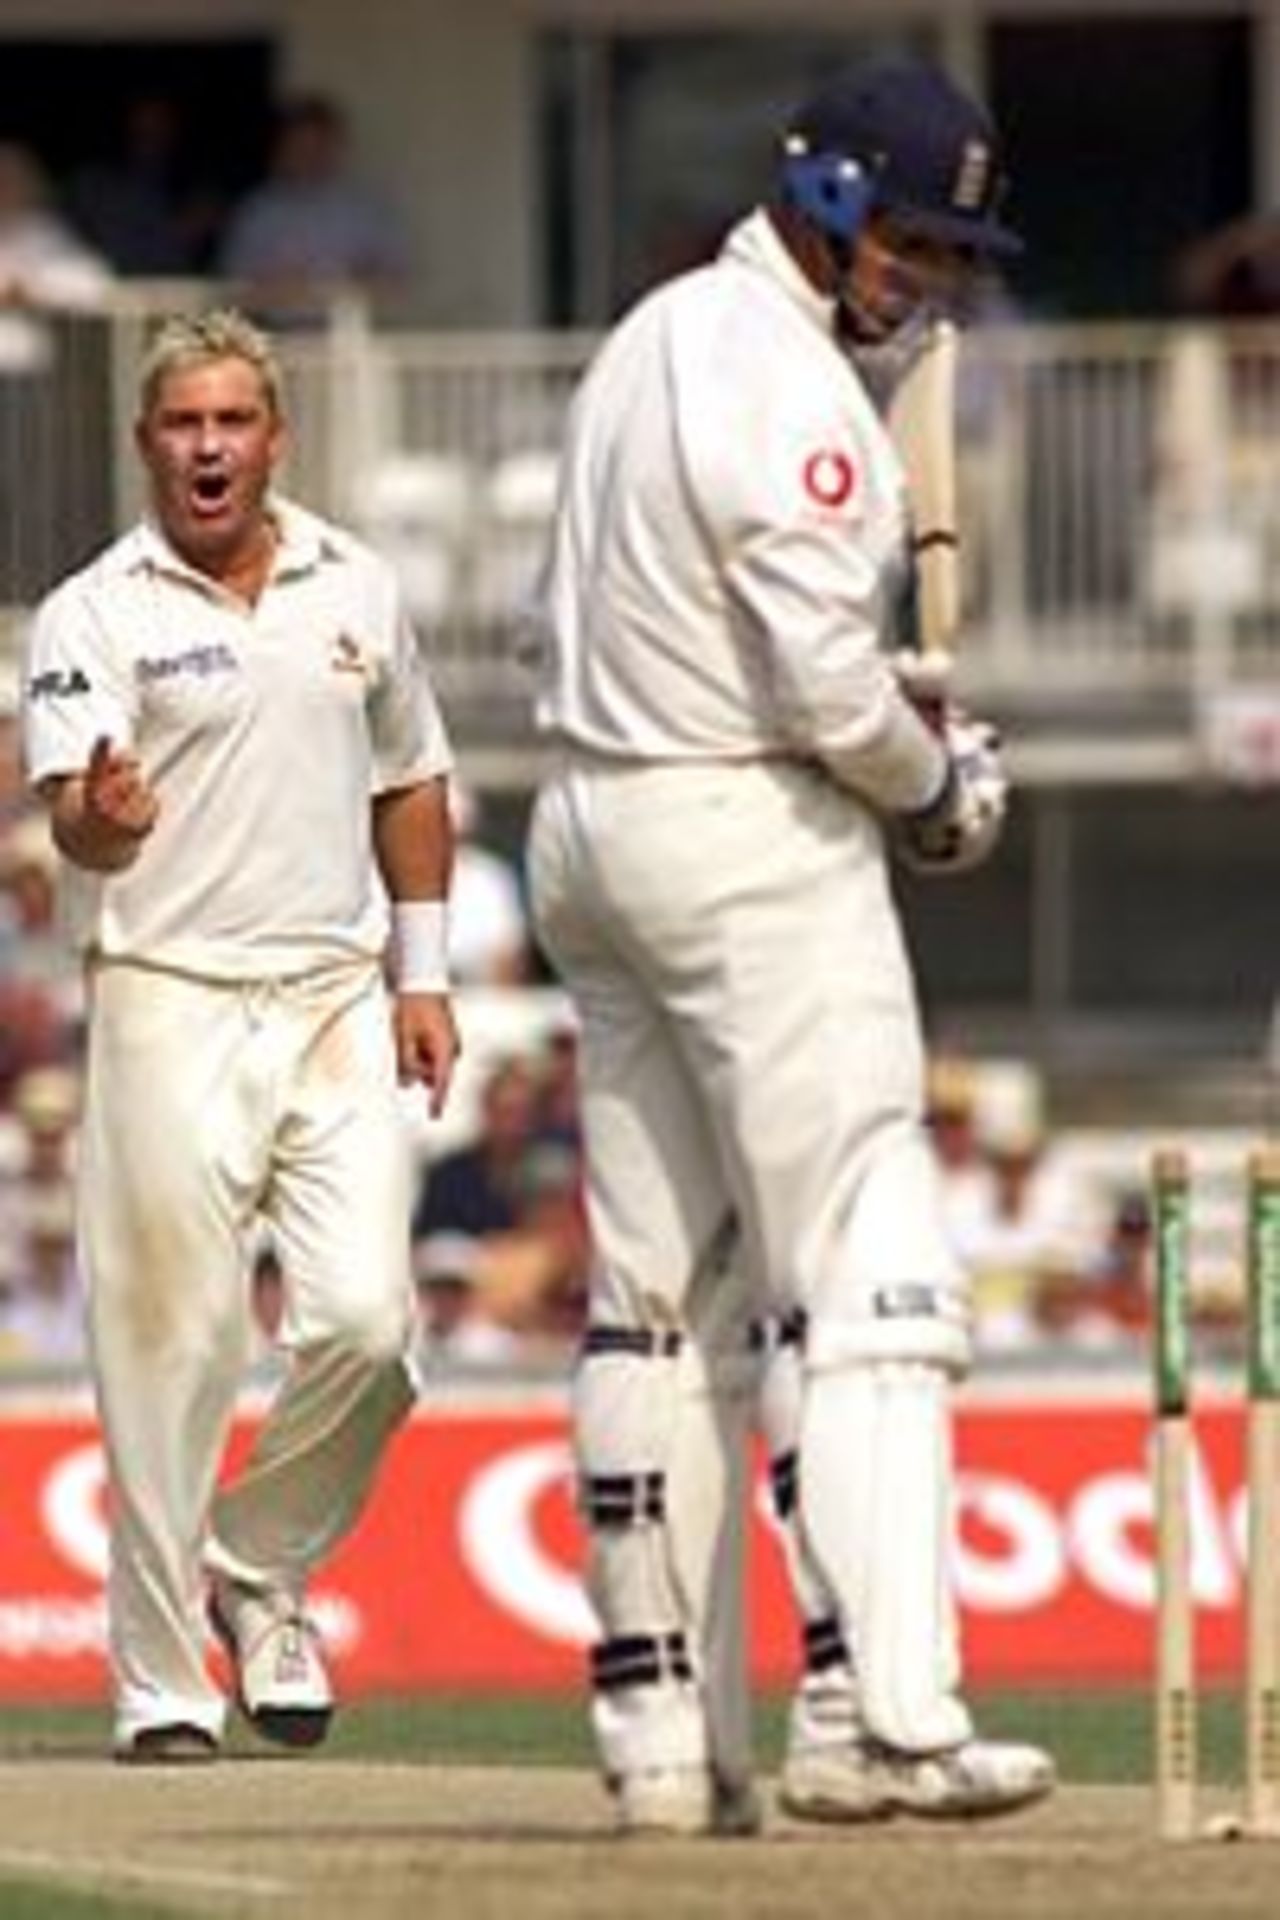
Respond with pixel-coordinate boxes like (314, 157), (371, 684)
(0, 1683), (1246, 1785)
(0, 1893), (178, 1920)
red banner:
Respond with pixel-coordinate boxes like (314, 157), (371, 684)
(0, 1386), (1248, 1699)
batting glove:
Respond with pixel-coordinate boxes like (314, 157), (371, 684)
(896, 709), (1008, 876)
(892, 646), (956, 712)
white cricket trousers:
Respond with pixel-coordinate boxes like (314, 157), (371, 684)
(79, 957), (417, 1746)
(528, 756), (957, 1323)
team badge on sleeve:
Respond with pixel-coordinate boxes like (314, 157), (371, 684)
(802, 446), (859, 511)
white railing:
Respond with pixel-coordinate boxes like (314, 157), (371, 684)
(259, 312), (1280, 764)
(6, 294), (1280, 782)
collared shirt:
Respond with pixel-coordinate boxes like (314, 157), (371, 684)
(21, 496), (452, 979)
(529, 209), (946, 814)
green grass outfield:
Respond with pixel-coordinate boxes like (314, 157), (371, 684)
(0, 1683), (1243, 1779)
(0, 1686), (1245, 1918)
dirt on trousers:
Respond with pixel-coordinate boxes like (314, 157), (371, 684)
(0, 1764), (1275, 1920)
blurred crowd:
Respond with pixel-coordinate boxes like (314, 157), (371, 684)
(926, 1054), (1144, 1361)
(0, 86), (410, 333)
(0, 77), (1242, 1379)
(0, 676), (1247, 1381)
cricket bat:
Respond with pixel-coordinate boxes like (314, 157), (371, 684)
(885, 316), (961, 659)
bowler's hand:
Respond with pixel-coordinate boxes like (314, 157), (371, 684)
(51, 735), (159, 872)
(86, 735), (158, 835)
(394, 992), (460, 1118)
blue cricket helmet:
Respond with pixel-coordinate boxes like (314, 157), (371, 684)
(779, 54), (1021, 257)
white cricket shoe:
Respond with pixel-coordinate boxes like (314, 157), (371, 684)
(879, 1737), (1057, 1820)
(778, 1745), (894, 1823)
(209, 1577), (334, 1749)
(781, 1736), (1055, 1824)
(613, 1766), (714, 1836)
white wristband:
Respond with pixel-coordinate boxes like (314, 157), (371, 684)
(392, 900), (450, 993)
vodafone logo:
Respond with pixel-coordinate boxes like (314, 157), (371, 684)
(42, 1443), (109, 1581)
(459, 1436), (1253, 1644)
(4, 1408), (1255, 1692)
(802, 448), (857, 510)
(460, 1440), (595, 1644)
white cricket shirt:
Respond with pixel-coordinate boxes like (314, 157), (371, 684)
(21, 497), (452, 979)
(530, 209), (947, 814)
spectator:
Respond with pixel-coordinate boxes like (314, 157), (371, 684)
(219, 93), (408, 326)
(410, 1057), (590, 1357)
(0, 668), (25, 826)
(67, 92), (223, 278)
(1173, 209), (1280, 319)
(0, 976), (65, 1113)
(413, 1231), (524, 1370)
(533, 1023), (582, 1154)
(508, 1139), (591, 1346)
(1036, 1187), (1151, 1354)
(0, 142), (116, 601)
(411, 1054), (539, 1245)
(448, 782), (531, 985)
(0, 1064), (80, 1342)
(926, 1052), (988, 1211)
(0, 142), (114, 374)
(0, 1178), (85, 1368)
(944, 1065), (1104, 1354)
(0, 811), (86, 1053)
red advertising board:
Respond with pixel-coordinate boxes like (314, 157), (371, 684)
(0, 1384), (1248, 1699)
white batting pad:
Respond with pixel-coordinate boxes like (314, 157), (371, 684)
(575, 1340), (710, 1778)
(799, 1357), (971, 1752)
(671, 1330), (758, 1791)
(758, 1331), (842, 1625)
(574, 1341), (687, 1626)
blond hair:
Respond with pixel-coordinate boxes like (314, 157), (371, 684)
(138, 308), (285, 418)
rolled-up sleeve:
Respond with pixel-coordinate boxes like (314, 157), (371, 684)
(368, 596), (454, 794)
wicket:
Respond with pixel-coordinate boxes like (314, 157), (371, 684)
(1152, 1143), (1280, 1841)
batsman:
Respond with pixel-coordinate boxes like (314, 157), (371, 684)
(526, 53), (1054, 1833)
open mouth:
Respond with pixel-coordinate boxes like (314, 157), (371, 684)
(190, 470), (233, 516)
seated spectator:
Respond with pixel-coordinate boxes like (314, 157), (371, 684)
(0, 812), (84, 1034)
(219, 92), (408, 326)
(944, 1064), (1105, 1355)
(457, 1142), (589, 1361)
(927, 1050), (989, 1222)
(1035, 1187), (1151, 1354)
(449, 783), (531, 986)
(414, 1231), (525, 1370)
(66, 91), (223, 277)
(11, 1063), (80, 1182)
(0, 1178), (85, 1367)
(0, 142), (115, 600)
(0, 977), (65, 1113)
(0, 674), (24, 827)
(411, 1057), (590, 1364)
(1173, 208), (1280, 318)
(533, 1022), (582, 1154)
(0, 142), (114, 374)
(411, 1054), (540, 1245)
